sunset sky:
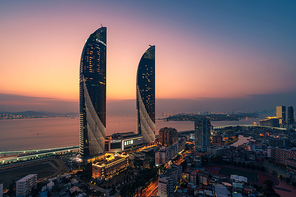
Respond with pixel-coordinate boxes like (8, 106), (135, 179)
(0, 1), (296, 114)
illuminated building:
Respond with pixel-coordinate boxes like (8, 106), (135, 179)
(159, 127), (178, 146)
(259, 117), (279, 127)
(79, 27), (106, 158)
(194, 119), (211, 152)
(105, 132), (143, 153)
(288, 106), (294, 125)
(136, 45), (155, 143)
(92, 154), (128, 181)
(16, 174), (37, 197)
(276, 106), (286, 124)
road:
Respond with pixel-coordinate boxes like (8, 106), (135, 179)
(141, 180), (158, 197)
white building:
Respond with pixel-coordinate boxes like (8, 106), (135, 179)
(214, 184), (230, 197)
(155, 138), (185, 166)
(155, 146), (171, 165)
(158, 165), (181, 197)
(16, 174), (37, 197)
(158, 176), (169, 197)
(230, 175), (247, 183)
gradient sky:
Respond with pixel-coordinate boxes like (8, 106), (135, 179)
(0, 0), (296, 114)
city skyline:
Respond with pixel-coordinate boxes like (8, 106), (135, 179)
(0, 1), (296, 114)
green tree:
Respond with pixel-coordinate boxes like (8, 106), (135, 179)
(263, 180), (274, 187)
(80, 163), (92, 182)
(201, 155), (208, 167)
(181, 160), (188, 171)
(279, 175), (283, 180)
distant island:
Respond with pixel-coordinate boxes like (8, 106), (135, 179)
(0, 111), (78, 120)
(164, 112), (259, 121)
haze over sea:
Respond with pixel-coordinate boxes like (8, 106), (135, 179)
(0, 116), (259, 151)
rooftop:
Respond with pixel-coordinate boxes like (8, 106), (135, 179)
(93, 154), (128, 168)
(214, 184), (230, 197)
(106, 132), (142, 140)
(16, 174), (37, 183)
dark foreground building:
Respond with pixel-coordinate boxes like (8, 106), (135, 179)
(79, 27), (107, 158)
(136, 45), (155, 143)
(288, 106), (294, 125)
(195, 119), (211, 152)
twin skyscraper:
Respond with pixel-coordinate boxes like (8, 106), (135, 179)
(79, 27), (155, 159)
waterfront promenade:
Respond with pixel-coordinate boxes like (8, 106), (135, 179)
(0, 145), (79, 166)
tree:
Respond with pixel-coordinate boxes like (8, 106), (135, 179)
(212, 155), (223, 164)
(263, 180), (274, 188)
(150, 158), (155, 168)
(181, 160), (188, 171)
(133, 158), (143, 168)
(80, 163), (92, 183)
(251, 183), (259, 191)
(279, 175), (283, 180)
(201, 155), (208, 167)
(7, 181), (16, 196)
(251, 164), (255, 170)
(285, 177), (291, 184)
(263, 179), (280, 197)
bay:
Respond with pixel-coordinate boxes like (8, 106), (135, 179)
(0, 116), (260, 151)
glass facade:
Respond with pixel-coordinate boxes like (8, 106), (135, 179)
(276, 106), (286, 125)
(136, 45), (155, 143)
(79, 27), (106, 158)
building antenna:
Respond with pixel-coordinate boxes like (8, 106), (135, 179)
(101, 23), (103, 27)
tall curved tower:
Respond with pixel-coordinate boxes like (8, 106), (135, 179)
(79, 27), (106, 158)
(136, 45), (155, 143)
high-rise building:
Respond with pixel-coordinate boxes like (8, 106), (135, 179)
(158, 165), (182, 197)
(276, 106), (286, 124)
(194, 118), (211, 152)
(136, 45), (155, 143)
(288, 106), (294, 125)
(79, 27), (107, 158)
(16, 174), (37, 197)
(159, 127), (178, 146)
